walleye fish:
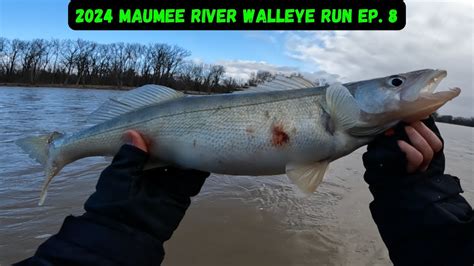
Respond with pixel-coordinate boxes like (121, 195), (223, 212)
(16, 69), (460, 205)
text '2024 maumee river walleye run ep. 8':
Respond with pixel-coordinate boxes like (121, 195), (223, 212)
(68, 0), (406, 30)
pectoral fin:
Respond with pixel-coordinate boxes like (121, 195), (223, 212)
(326, 82), (360, 130)
(286, 160), (330, 194)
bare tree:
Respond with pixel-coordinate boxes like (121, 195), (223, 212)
(109, 42), (134, 87)
(209, 65), (225, 88)
(0, 38), (8, 76)
(148, 44), (190, 85)
(91, 44), (112, 83)
(74, 39), (97, 85)
(4, 39), (26, 79)
(20, 39), (48, 83)
(122, 43), (142, 86)
(61, 39), (80, 84)
(0, 37), (241, 92)
(248, 70), (274, 86)
(222, 76), (239, 90)
(45, 39), (61, 83)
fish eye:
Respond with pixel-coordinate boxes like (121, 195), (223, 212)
(388, 76), (404, 87)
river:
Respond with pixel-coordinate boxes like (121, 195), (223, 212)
(0, 86), (472, 265)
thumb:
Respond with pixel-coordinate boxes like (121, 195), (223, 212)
(123, 130), (149, 153)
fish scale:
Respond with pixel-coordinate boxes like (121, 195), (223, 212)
(15, 69), (461, 205)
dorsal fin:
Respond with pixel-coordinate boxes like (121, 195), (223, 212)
(87, 84), (184, 124)
(235, 75), (317, 94)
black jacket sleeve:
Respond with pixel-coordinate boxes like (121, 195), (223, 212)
(15, 144), (210, 266)
(363, 118), (474, 266)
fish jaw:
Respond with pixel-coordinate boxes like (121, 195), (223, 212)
(396, 69), (460, 122)
(400, 69), (447, 101)
(399, 87), (461, 122)
(349, 70), (460, 137)
(359, 86), (461, 127)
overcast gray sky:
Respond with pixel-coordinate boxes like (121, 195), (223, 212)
(1, 0), (472, 116)
(219, 0), (473, 116)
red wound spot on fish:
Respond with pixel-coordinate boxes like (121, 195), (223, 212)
(271, 124), (289, 147)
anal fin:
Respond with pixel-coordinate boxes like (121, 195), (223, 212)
(286, 160), (330, 194)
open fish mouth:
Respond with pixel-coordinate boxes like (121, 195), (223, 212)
(412, 69), (460, 106)
(400, 69), (460, 122)
(419, 87), (461, 101)
(401, 69), (447, 101)
(419, 69), (447, 94)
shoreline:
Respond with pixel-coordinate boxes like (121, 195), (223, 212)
(1, 83), (472, 127)
(0, 82), (133, 91)
(0, 83), (215, 95)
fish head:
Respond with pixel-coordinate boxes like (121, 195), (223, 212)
(345, 69), (460, 136)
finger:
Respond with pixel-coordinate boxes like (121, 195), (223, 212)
(398, 140), (423, 173)
(405, 126), (434, 171)
(410, 121), (443, 153)
(123, 130), (148, 153)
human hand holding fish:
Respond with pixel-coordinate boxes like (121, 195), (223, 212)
(397, 120), (443, 173)
(363, 115), (447, 182)
(123, 130), (149, 153)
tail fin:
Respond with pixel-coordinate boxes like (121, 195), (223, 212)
(16, 132), (64, 206)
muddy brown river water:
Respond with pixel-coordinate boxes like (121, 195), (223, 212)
(0, 87), (472, 265)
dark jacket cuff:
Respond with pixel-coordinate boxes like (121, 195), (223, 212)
(84, 144), (210, 241)
(28, 215), (164, 266)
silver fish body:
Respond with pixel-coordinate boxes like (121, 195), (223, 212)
(59, 87), (358, 175)
(16, 69), (461, 204)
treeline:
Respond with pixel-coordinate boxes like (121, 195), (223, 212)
(0, 38), (252, 93)
(433, 112), (474, 127)
(2, 37), (472, 127)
